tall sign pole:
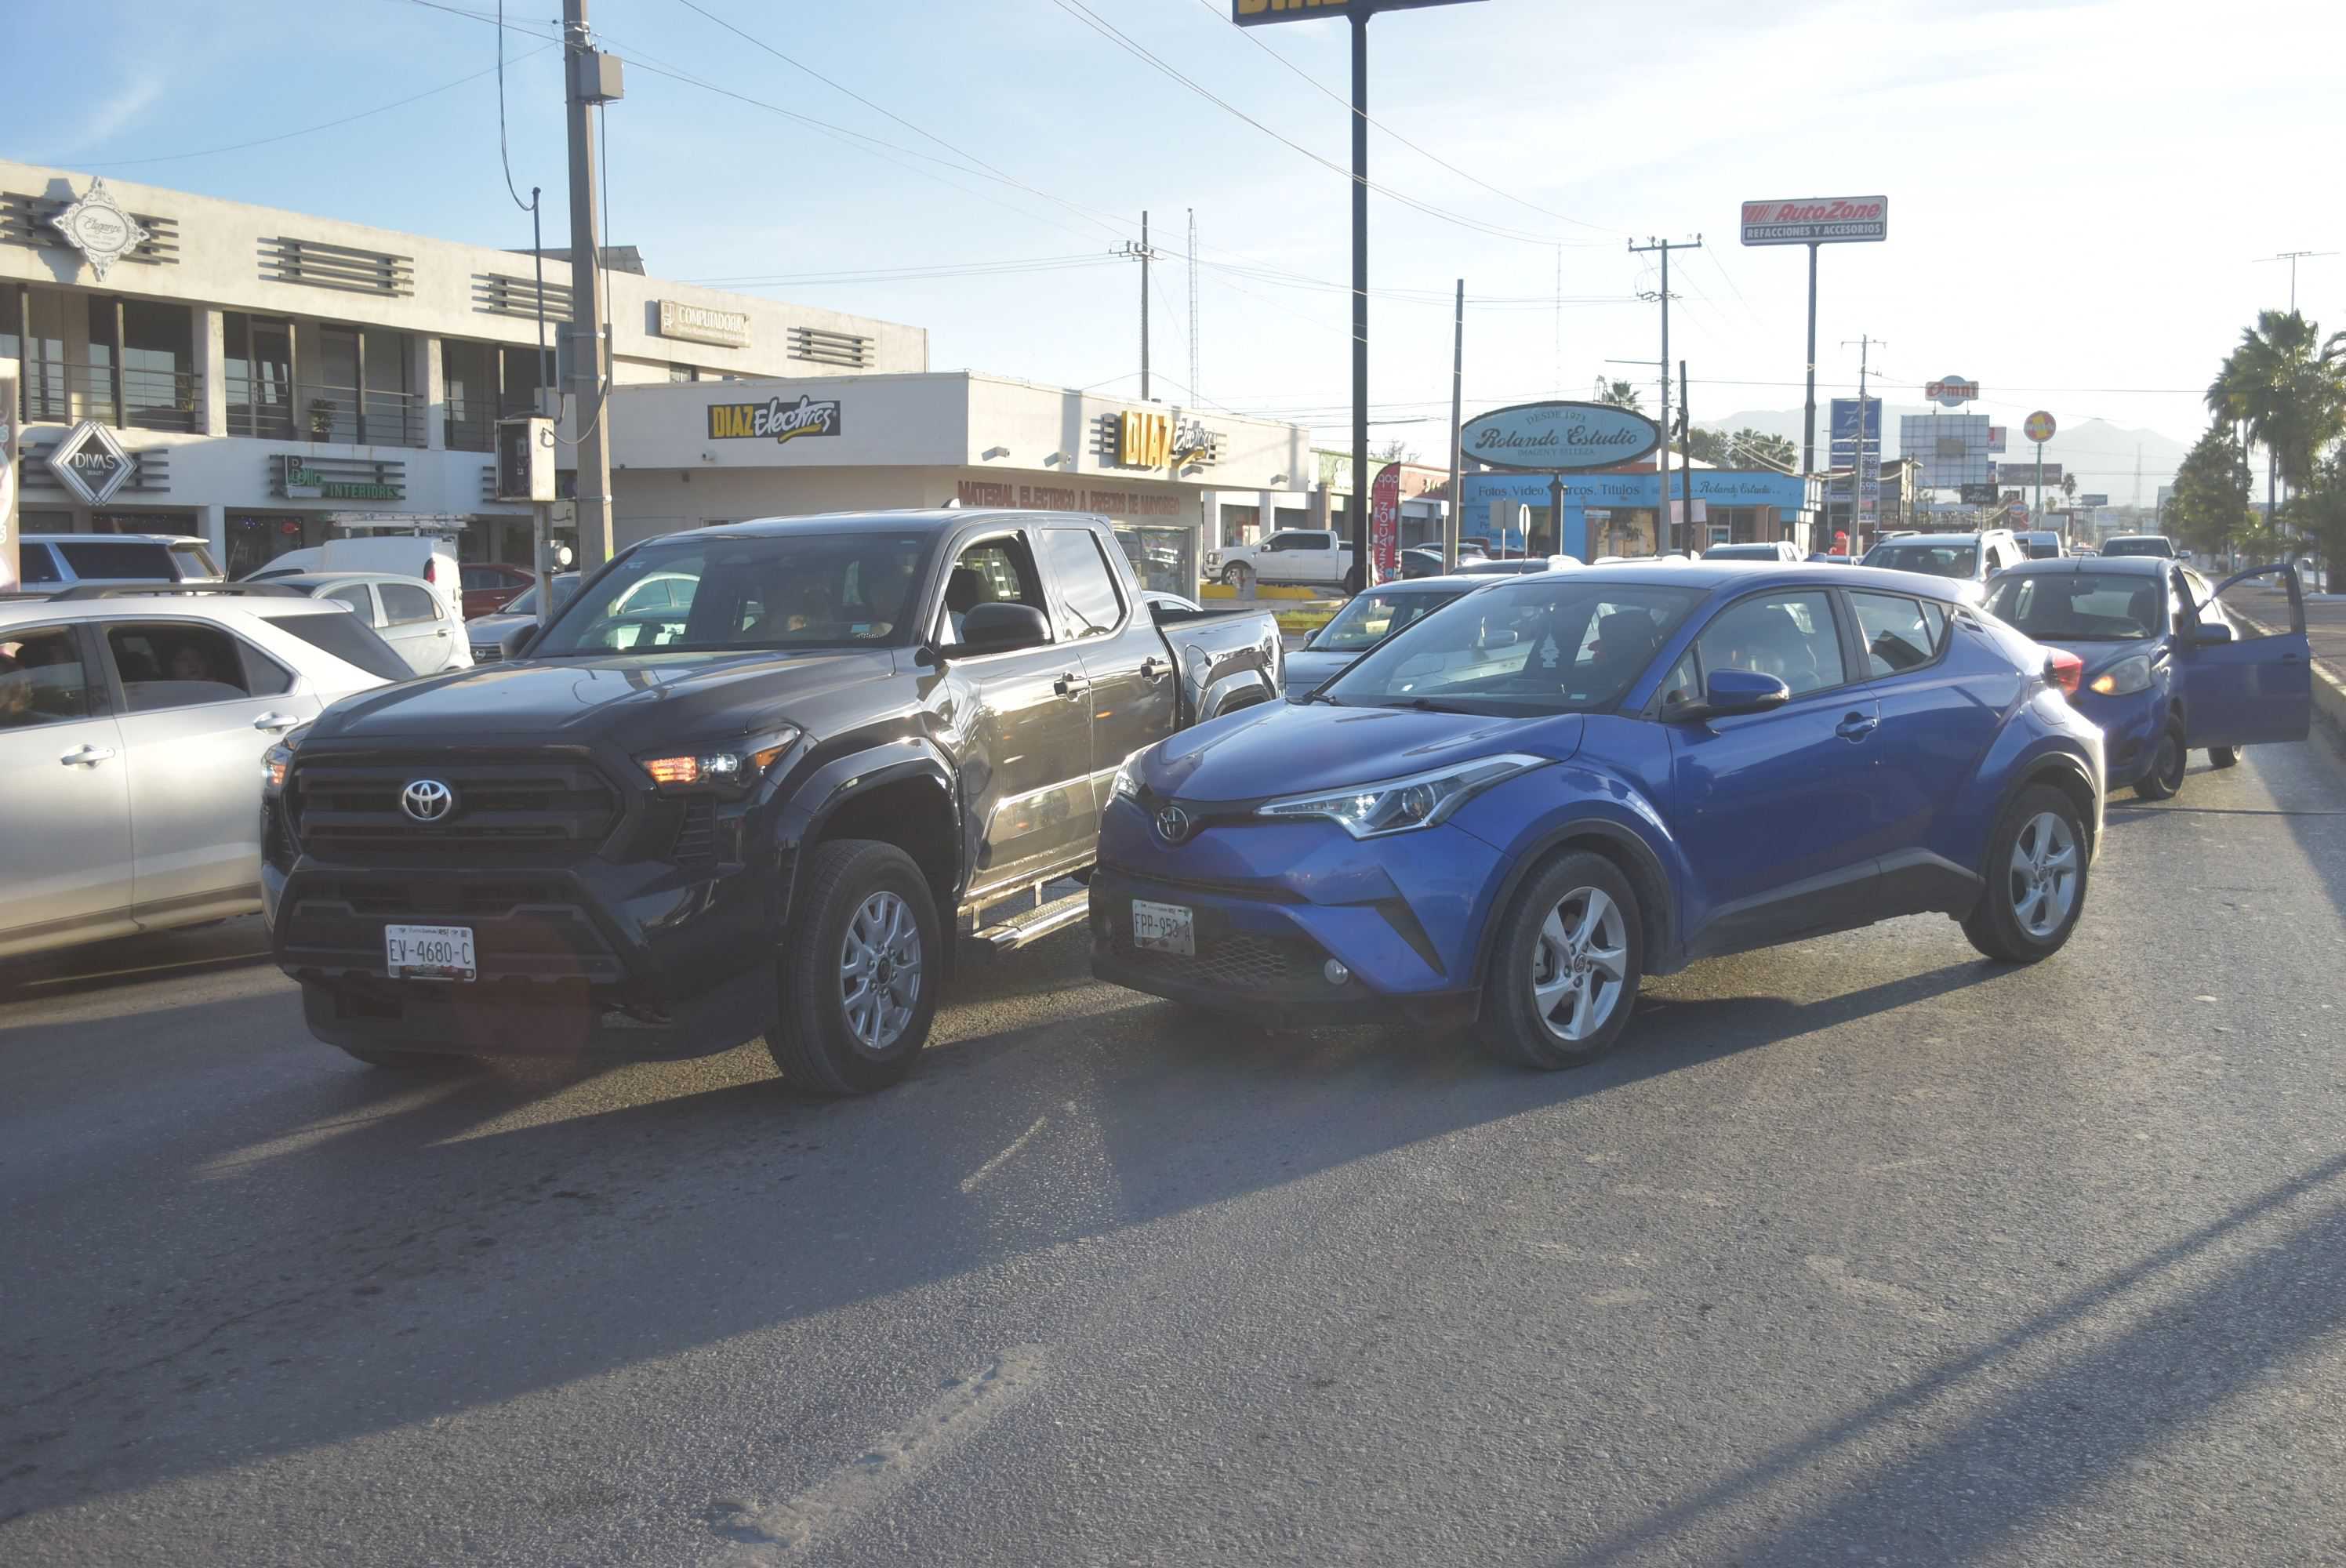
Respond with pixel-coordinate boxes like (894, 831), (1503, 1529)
(1446, 277), (1464, 572)
(0, 361), (18, 593)
(563, 0), (619, 572)
(1234, 0), (1487, 591)
(1349, 6), (1369, 588)
(2024, 410), (2057, 535)
(1741, 196), (1887, 532)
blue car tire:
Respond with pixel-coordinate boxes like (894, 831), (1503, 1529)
(2208, 746), (2240, 769)
(1476, 851), (1645, 1070)
(2134, 721), (2188, 801)
(1961, 785), (2090, 964)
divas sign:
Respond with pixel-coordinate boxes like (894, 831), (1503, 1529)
(1459, 401), (1662, 474)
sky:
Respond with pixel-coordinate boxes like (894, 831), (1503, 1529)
(9, 0), (2344, 501)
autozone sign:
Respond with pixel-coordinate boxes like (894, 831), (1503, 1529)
(1740, 196), (1889, 245)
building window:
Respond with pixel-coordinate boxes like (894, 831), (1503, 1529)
(121, 299), (196, 433)
(224, 312), (296, 440)
(442, 339), (495, 452)
(499, 345), (545, 419)
(667, 362), (699, 383)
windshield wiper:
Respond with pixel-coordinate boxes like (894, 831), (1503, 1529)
(1300, 688), (1344, 706)
(1382, 695), (1479, 715)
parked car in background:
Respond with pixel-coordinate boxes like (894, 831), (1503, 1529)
(1861, 528), (2026, 604)
(1703, 541), (1803, 562)
(266, 572), (471, 676)
(1806, 553), (1854, 564)
(267, 510), (1287, 1093)
(2100, 535), (2181, 559)
(244, 533), (460, 594)
(1093, 563), (2106, 1069)
(1284, 576), (1489, 694)
(16, 533), (222, 590)
(1456, 554), (1580, 577)
(1208, 528), (1359, 594)
(463, 572), (580, 662)
(0, 585), (408, 960)
(1979, 557), (2310, 798)
(2015, 530), (2067, 560)
(459, 562), (536, 619)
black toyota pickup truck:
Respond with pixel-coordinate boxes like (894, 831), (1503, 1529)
(262, 510), (1284, 1092)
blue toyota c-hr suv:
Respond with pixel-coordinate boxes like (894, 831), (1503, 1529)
(1091, 564), (2112, 1070)
(1978, 557), (2312, 800)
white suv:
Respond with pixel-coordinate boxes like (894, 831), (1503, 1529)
(18, 532), (223, 589)
(0, 586), (409, 960)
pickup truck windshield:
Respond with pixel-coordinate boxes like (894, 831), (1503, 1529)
(532, 534), (932, 655)
(1326, 579), (1702, 715)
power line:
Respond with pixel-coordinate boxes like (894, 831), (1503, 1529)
(1044, 0), (1571, 249)
(1186, 0), (1618, 237)
(55, 42), (554, 167)
(493, 0), (536, 212)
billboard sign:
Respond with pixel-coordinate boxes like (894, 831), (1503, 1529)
(1996, 462), (2063, 487)
(1958, 483), (1999, 505)
(1235, 0), (1483, 23)
(1460, 400), (1661, 473)
(1925, 376), (1979, 407)
(2079, 493), (2109, 507)
(1902, 413), (1992, 491)
(2023, 410), (2057, 444)
(1739, 195), (1888, 245)
(1369, 463), (1401, 583)
(1829, 397), (1881, 503)
(1988, 426), (2007, 453)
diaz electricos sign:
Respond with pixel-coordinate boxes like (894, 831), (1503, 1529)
(1460, 400), (1661, 473)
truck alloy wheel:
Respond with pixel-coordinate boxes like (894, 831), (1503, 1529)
(768, 839), (941, 1094)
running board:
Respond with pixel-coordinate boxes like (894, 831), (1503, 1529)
(971, 889), (1091, 953)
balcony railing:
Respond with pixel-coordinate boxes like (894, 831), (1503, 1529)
(226, 371), (426, 448)
(444, 406), (496, 453)
(21, 359), (201, 434)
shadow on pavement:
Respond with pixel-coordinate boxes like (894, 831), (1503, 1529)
(0, 926), (2029, 1529)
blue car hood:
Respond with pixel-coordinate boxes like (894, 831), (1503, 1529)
(1142, 700), (1584, 804)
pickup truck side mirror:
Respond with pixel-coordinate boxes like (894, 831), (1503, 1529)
(957, 601), (1051, 655)
(498, 624), (538, 660)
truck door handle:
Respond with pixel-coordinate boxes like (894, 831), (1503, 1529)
(252, 711), (301, 732)
(1138, 656), (1168, 681)
(59, 743), (116, 767)
(1836, 713), (1878, 741)
(1053, 673), (1089, 699)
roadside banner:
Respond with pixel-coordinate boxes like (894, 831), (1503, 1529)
(1370, 462), (1401, 584)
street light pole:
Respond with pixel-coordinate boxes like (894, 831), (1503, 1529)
(1446, 277), (1463, 572)
(1349, 7), (1369, 590)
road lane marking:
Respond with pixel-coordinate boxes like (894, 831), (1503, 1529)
(959, 1114), (1049, 1193)
(1804, 1254), (1948, 1323)
(705, 1346), (1047, 1563)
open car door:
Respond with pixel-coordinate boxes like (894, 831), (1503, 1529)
(2179, 563), (2312, 749)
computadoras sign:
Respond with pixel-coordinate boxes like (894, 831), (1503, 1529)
(1459, 401), (1663, 473)
(49, 180), (151, 282)
(707, 394), (842, 444)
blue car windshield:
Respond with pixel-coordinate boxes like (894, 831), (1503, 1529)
(1324, 580), (1704, 715)
(1982, 572), (2160, 641)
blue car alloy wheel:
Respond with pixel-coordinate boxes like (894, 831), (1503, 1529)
(1477, 851), (1646, 1068)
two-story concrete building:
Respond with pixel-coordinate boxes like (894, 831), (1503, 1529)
(0, 161), (921, 577)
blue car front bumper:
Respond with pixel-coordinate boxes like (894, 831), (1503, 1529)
(2071, 684), (2165, 788)
(1088, 796), (1497, 1026)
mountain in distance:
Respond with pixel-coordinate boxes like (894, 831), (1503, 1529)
(1701, 408), (2190, 502)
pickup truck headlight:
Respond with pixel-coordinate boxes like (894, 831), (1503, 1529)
(263, 724), (312, 795)
(2088, 655), (2153, 697)
(1256, 753), (1545, 838)
(637, 726), (801, 792)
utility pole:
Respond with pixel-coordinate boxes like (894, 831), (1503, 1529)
(1349, 7), (1369, 589)
(1186, 209), (1200, 406)
(1630, 237), (1701, 551)
(2260, 249), (2336, 313)
(1842, 334), (1880, 553)
(1678, 359), (1693, 550)
(562, 0), (619, 571)
(1446, 277), (1464, 572)
(1118, 214), (1159, 403)
(1802, 241), (1819, 487)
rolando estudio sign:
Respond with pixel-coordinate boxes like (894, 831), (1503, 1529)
(1460, 401), (1662, 473)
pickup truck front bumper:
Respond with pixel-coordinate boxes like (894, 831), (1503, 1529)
(267, 851), (784, 1062)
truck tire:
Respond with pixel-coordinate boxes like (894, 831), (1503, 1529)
(767, 839), (941, 1095)
(1221, 561), (1255, 595)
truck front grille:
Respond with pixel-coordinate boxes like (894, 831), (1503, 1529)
(289, 755), (622, 863)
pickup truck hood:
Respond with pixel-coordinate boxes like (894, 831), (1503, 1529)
(309, 648), (899, 746)
(1143, 700), (1583, 804)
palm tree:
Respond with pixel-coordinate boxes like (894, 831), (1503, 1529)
(1596, 379), (1643, 412)
(2206, 310), (2346, 531)
(1732, 428), (1798, 472)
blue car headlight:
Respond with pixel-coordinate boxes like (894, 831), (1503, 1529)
(1112, 748), (1149, 801)
(1256, 753), (1546, 838)
(2087, 654), (2153, 697)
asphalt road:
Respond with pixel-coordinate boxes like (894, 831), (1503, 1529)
(5, 736), (2344, 1567)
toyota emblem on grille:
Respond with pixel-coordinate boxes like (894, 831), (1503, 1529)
(400, 779), (456, 822)
(1154, 804), (1192, 844)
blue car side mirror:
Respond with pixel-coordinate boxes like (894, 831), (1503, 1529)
(1677, 668), (1792, 720)
(2193, 622), (2235, 645)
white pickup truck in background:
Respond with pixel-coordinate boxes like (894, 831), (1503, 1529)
(1207, 528), (1361, 594)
